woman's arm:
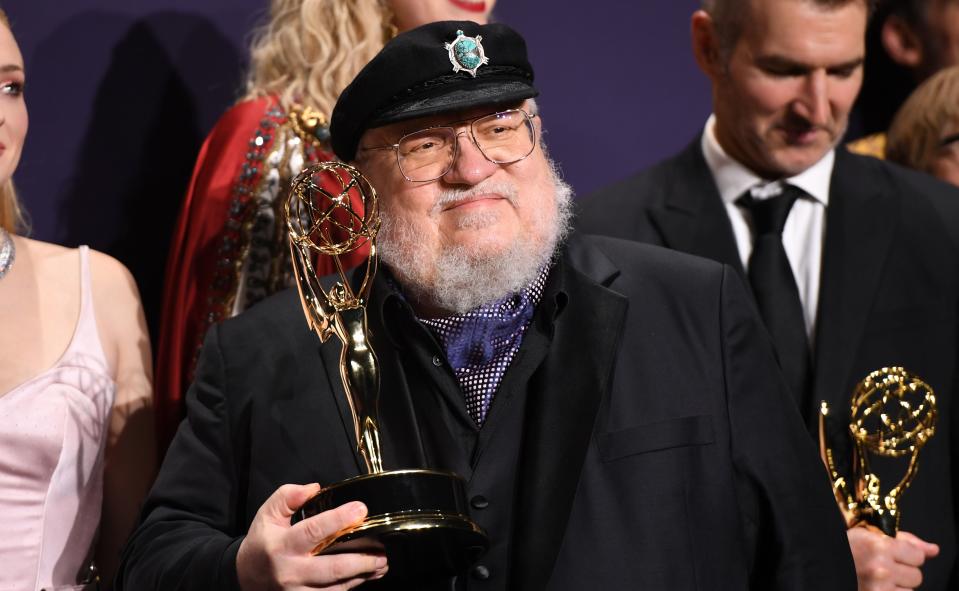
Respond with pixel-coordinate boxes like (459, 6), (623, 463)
(90, 251), (157, 590)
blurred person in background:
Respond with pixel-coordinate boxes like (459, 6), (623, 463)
(848, 0), (959, 156)
(887, 65), (959, 186)
(0, 8), (156, 590)
(155, 0), (497, 453)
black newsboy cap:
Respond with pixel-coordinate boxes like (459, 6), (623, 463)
(330, 20), (538, 162)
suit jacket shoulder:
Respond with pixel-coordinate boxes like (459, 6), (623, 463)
(576, 138), (746, 270)
(576, 138), (714, 241)
(570, 232), (725, 293)
(841, 150), (959, 250)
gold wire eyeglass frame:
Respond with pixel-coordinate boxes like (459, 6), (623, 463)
(360, 108), (538, 182)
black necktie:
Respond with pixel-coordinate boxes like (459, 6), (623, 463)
(739, 185), (812, 411)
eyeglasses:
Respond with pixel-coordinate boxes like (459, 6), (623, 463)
(360, 109), (538, 182)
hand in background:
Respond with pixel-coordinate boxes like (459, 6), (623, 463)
(236, 484), (388, 590)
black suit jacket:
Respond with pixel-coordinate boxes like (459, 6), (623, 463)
(118, 235), (855, 590)
(579, 140), (959, 589)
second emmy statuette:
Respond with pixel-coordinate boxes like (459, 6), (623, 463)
(819, 366), (937, 536)
(285, 162), (488, 578)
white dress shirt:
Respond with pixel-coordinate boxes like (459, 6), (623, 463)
(700, 115), (832, 340)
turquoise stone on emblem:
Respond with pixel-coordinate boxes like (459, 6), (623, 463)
(454, 38), (481, 69)
(444, 29), (490, 77)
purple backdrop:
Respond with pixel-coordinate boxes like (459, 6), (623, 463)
(7, 1), (709, 337)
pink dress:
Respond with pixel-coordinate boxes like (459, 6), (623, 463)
(0, 246), (115, 591)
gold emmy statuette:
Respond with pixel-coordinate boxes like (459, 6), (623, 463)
(285, 162), (488, 578)
(819, 367), (937, 536)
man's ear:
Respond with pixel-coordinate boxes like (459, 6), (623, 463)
(691, 10), (723, 78)
(881, 14), (924, 69)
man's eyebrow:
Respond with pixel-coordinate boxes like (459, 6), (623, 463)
(828, 57), (864, 71)
(0, 64), (23, 73)
(754, 55), (863, 73)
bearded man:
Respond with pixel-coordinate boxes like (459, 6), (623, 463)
(118, 21), (855, 590)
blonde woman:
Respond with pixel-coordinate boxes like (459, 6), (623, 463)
(0, 9), (155, 590)
(155, 0), (497, 452)
(887, 65), (959, 187)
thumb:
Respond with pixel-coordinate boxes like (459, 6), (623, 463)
(897, 530), (940, 557)
(261, 483), (322, 523)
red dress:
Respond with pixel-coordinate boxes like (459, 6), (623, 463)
(155, 96), (368, 452)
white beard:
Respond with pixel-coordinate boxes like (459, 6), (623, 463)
(377, 157), (574, 315)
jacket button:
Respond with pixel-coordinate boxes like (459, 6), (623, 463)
(470, 495), (489, 509)
(471, 565), (491, 580)
(432, 355), (443, 367)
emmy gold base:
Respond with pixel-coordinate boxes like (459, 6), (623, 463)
(292, 469), (489, 579)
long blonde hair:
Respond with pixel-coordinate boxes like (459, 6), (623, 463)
(243, 0), (391, 117)
(887, 66), (959, 174)
(0, 179), (25, 234)
(0, 8), (25, 234)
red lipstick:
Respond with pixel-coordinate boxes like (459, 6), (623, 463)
(449, 0), (487, 13)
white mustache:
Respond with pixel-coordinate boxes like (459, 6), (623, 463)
(431, 180), (520, 215)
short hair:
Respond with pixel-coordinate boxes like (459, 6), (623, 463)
(886, 65), (959, 173)
(0, 8), (26, 234)
(702, 0), (874, 57)
(243, 0), (392, 118)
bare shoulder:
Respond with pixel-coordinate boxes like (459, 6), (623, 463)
(87, 248), (141, 303)
(19, 239), (136, 296)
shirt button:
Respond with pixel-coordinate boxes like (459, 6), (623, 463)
(432, 355), (443, 367)
(471, 495), (489, 509)
(471, 565), (491, 580)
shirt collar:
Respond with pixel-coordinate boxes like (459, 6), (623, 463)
(701, 114), (834, 205)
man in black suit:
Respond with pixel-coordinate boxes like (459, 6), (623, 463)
(118, 21), (855, 590)
(579, 0), (959, 589)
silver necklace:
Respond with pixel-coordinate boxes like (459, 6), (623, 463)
(0, 228), (15, 279)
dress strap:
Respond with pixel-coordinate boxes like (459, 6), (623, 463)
(69, 246), (108, 367)
(78, 246), (94, 320)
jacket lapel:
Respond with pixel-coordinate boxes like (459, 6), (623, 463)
(268, 318), (366, 481)
(811, 149), (897, 425)
(510, 238), (628, 591)
(648, 138), (745, 275)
